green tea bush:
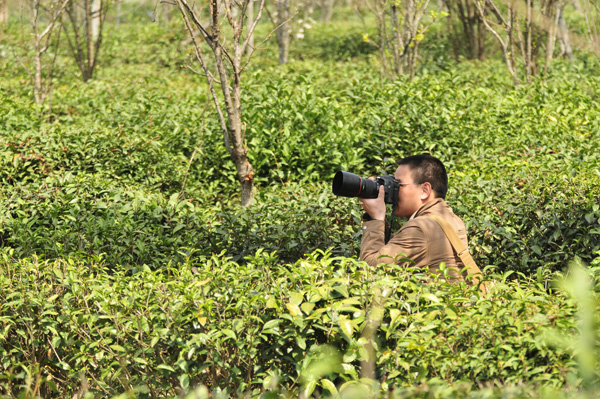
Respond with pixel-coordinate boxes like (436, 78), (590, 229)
(3, 59), (600, 273)
(292, 20), (378, 61)
(3, 21), (600, 275)
(102, 20), (189, 70)
(0, 176), (361, 268)
(1, 251), (597, 397)
(244, 63), (383, 184)
(0, 174), (208, 269)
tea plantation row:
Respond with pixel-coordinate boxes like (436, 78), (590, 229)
(2, 18), (600, 398)
(1, 251), (599, 397)
(1, 58), (600, 273)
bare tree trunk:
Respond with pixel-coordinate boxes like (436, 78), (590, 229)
(445, 1), (461, 60)
(162, 1), (171, 22)
(376, 9), (388, 78)
(525, 0), (532, 83)
(115, 0), (121, 27)
(390, 3), (402, 75)
(364, 0), (389, 78)
(91, 0), (101, 41)
(476, 1), (485, 59)
(64, 0), (107, 81)
(0, 0), (8, 24)
(276, 0), (290, 64)
(247, 0), (254, 56)
(173, 0), (264, 206)
(544, 0), (560, 74)
(474, 0), (519, 84)
(406, 0), (429, 78)
(581, 0), (599, 55)
(85, 0), (94, 72)
(557, 2), (573, 59)
(28, 0), (70, 105)
(34, 30), (44, 104)
(478, 0), (574, 82)
(457, 0), (474, 58)
(446, 0), (486, 60)
(366, 0), (430, 79)
(321, 0), (335, 22)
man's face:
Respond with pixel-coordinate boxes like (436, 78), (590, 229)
(393, 164), (424, 218)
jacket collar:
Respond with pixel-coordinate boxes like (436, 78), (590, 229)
(409, 198), (446, 220)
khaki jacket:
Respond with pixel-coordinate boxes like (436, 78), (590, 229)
(360, 198), (468, 280)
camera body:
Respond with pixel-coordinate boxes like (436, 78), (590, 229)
(332, 171), (399, 205)
(376, 175), (400, 205)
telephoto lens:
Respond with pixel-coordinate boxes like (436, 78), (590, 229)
(332, 171), (379, 199)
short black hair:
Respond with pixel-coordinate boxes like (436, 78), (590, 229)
(398, 154), (448, 199)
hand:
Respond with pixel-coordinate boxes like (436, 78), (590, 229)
(358, 185), (386, 221)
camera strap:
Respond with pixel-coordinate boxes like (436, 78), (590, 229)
(427, 214), (489, 295)
(385, 204), (397, 244)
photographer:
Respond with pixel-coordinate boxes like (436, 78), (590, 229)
(359, 154), (468, 281)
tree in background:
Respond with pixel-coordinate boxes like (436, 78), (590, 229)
(362, 0), (437, 79)
(390, 0), (435, 78)
(171, 0), (265, 206)
(443, 0), (487, 60)
(0, 0), (8, 24)
(362, 0), (389, 77)
(265, 0), (316, 64)
(319, 0), (335, 22)
(474, 0), (570, 84)
(579, 0), (600, 55)
(62, 0), (109, 81)
(275, 0), (291, 64)
(15, 0), (70, 105)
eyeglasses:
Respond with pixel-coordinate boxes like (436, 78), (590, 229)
(397, 181), (422, 187)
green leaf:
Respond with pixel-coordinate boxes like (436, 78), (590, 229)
(110, 344), (126, 352)
(338, 317), (354, 339)
(320, 378), (338, 395)
(262, 319), (281, 331)
(157, 364), (175, 372)
(221, 329), (236, 340)
(300, 302), (315, 315)
(303, 380), (317, 397)
(179, 374), (190, 389)
(289, 291), (304, 306)
(296, 336), (306, 350)
(286, 302), (302, 317)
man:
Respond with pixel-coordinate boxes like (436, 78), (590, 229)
(359, 154), (468, 280)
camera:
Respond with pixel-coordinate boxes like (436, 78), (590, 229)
(332, 171), (399, 205)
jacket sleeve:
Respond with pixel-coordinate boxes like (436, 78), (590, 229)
(360, 220), (427, 267)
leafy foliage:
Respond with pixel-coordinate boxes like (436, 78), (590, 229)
(2, 56), (599, 272)
(1, 251), (597, 397)
(2, 11), (600, 398)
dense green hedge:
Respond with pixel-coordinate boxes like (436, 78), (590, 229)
(1, 251), (598, 397)
(3, 12), (600, 399)
(0, 177), (360, 268)
(2, 58), (600, 272)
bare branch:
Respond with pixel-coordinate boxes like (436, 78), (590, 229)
(223, 0), (237, 34)
(177, 0), (213, 44)
(175, 0), (233, 155)
(241, 0), (266, 54)
(245, 1), (294, 67)
(474, 0), (507, 50)
(38, 0), (70, 41)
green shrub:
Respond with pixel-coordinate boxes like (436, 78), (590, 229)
(292, 21), (378, 61)
(1, 251), (597, 397)
(3, 60), (600, 273)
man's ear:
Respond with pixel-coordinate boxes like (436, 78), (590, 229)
(420, 182), (433, 200)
